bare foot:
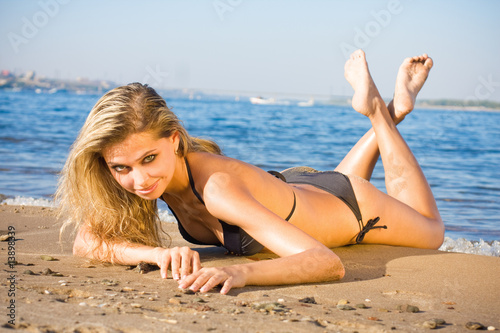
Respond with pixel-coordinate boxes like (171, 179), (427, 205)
(393, 54), (433, 121)
(344, 50), (384, 118)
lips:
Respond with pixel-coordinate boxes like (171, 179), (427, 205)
(135, 180), (159, 195)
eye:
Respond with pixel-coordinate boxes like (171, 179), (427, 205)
(144, 155), (156, 163)
(112, 165), (127, 172)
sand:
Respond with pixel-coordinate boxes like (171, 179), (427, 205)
(1, 204), (499, 332)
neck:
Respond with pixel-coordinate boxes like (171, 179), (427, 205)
(163, 155), (190, 199)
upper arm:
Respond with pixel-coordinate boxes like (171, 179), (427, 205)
(203, 172), (325, 257)
(73, 225), (93, 257)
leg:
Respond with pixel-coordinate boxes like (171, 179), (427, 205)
(335, 54), (433, 180)
(344, 50), (443, 248)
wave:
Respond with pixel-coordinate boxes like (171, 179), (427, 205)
(2, 196), (499, 257)
(2, 196), (55, 207)
(438, 237), (500, 257)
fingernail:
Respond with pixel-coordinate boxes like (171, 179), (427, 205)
(181, 275), (187, 280)
(174, 274), (180, 280)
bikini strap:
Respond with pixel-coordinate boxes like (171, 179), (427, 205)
(185, 157), (205, 204)
(285, 191), (296, 221)
(355, 217), (387, 243)
(268, 170), (296, 221)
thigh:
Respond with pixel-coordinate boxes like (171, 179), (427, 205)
(348, 175), (444, 249)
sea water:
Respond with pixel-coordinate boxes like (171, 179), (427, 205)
(1, 90), (499, 256)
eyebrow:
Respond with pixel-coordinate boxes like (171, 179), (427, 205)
(106, 148), (158, 166)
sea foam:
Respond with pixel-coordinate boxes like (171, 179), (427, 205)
(439, 237), (500, 257)
(2, 196), (500, 257)
(2, 196), (55, 207)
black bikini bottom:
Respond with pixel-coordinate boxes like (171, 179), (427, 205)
(277, 166), (386, 243)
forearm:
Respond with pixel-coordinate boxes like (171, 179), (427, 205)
(73, 227), (161, 266)
(237, 247), (344, 286)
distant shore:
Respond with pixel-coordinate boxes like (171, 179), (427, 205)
(2, 71), (500, 112)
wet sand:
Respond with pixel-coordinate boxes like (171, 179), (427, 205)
(1, 205), (499, 332)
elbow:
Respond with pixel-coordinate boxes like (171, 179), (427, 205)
(336, 260), (346, 280)
(72, 235), (88, 258)
(331, 255), (345, 280)
(316, 247), (345, 281)
(73, 227), (93, 259)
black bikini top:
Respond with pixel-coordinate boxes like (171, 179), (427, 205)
(164, 158), (296, 256)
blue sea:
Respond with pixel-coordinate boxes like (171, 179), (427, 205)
(1, 90), (499, 256)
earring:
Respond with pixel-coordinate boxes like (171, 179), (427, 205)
(174, 149), (178, 155)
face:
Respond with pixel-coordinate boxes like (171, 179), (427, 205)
(102, 131), (179, 200)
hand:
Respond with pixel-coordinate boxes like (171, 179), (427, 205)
(154, 246), (202, 281)
(178, 266), (246, 294)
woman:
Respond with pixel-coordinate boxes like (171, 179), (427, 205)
(57, 50), (444, 294)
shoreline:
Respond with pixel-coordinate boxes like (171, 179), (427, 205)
(1, 205), (499, 332)
(2, 199), (500, 258)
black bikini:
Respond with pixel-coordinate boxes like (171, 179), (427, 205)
(165, 160), (385, 256)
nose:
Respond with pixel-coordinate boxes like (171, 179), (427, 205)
(132, 168), (149, 188)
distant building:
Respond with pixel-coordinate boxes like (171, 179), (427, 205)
(1, 70), (13, 78)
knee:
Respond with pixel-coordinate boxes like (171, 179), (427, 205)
(425, 218), (445, 250)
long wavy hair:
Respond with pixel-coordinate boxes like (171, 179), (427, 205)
(56, 83), (221, 260)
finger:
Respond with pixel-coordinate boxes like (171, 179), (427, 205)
(192, 251), (202, 273)
(186, 271), (214, 292)
(170, 249), (181, 280)
(200, 274), (229, 294)
(220, 276), (234, 295)
(160, 254), (171, 279)
(178, 270), (202, 290)
(180, 247), (193, 279)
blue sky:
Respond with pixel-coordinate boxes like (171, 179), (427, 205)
(1, 0), (499, 101)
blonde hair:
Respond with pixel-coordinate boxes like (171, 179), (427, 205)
(56, 83), (221, 260)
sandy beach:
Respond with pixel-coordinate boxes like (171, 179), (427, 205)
(1, 204), (499, 332)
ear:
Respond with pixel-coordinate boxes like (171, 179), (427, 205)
(170, 131), (180, 152)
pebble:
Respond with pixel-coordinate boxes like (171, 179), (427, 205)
(466, 322), (486, 330)
(23, 270), (35, 275)
(178, 287), (195, 295)
(423, 320), (438, 329)
(169, 298), (182, 305)
(431, 319), (446, 325)
(40, 255), (56, 261)
(336, 304), (355, 311)
(0, 234), (10, 241)
(101, 279), (119, 286)
(234, 300), (249, 307)
(130, 303), (142, 308)
(251, 302), (286, 312)
(192, 297), (206, 303)
(397, 304), (420, 313)
(41, 268), (54, 276)
(135, 262), (157, 274)
(298, 297), (316, 304)
(487, 327), (496, 331)
(337, 299), (349, 305)
(355, 303), (368, 309)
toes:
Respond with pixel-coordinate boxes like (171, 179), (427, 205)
(351, 49), (365, 59)
(424, 57), (433, 69)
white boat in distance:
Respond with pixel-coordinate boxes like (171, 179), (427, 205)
(298, 98), (314, 107)
(250, 96), (276, 105)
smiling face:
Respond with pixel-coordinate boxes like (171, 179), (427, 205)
(102, 131), (179, 200)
